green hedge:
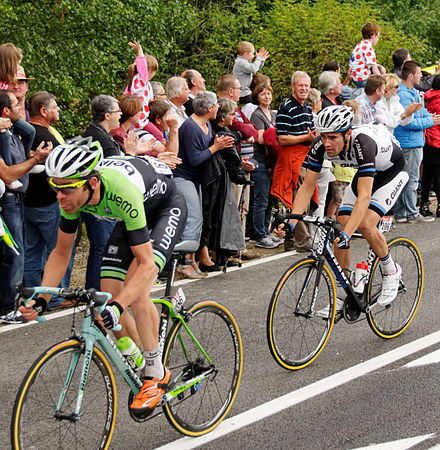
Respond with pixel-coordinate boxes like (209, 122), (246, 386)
(2, 0), (429, 137)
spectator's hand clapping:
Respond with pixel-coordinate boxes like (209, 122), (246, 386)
(210, 134), (234, 154)
(136, 136), (155, 155)
(242, 156), (255, 172)
(0, 118), (12, 130)
(128, 40), (144, 57)
(403, 100), (422, 118)
(257, 47), (270, 61)
(157, 152), (182, 170)
(432, 113), (440, 126)
(124, 130), (139, 156)
(31, 140), (53, 163)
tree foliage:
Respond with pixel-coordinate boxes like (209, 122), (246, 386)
(0, 0), (431, 135)
(258, 0), (426, 104)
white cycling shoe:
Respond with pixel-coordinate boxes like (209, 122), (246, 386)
(377, 263), (402, 306)
(316, 298), (345, 318)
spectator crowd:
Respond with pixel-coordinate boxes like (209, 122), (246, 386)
(1, 21), (440, 323)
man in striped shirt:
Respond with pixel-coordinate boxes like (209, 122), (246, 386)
(273, 71), (317, 251)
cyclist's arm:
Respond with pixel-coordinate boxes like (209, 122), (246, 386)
(112, 241), (158, 309)
(19, 229), (76, 321)
(341, 176), (373, 237)
(289, 169), (320, 227)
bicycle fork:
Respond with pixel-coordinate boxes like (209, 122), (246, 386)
(294, 257), (326, 318)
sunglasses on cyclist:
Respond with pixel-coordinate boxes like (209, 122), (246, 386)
(49, 178), (88, 195)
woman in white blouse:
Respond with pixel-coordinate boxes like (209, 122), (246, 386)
(376, 73), (422, 133)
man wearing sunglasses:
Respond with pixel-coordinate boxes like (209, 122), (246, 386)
(20, 136), (187, 418)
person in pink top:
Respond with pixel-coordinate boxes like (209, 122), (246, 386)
(349, 22), (385, 89)
(124, 41), (163, 141)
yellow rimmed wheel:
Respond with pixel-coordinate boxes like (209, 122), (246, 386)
(162, 301), (242, 436)
(11, 339), (117, 450)
(267, 258), (336, 370)
(367, 237), (423, 338)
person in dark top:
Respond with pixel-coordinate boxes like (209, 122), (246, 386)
(81, 95), (123, 289)
(82, 95), (125, 157)
(181, 69), (206, 117)
(24, 91), (74, 308)
(0, 90), (52, 323)
(173, 91), (233, 278)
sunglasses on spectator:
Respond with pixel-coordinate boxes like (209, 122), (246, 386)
(49, 178), (88, 194)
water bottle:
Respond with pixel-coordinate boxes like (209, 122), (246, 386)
(117, 337), (145, 371)
(353, 261), (368, 294)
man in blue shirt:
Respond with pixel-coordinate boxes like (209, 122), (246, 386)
(393, 61), (440, 223)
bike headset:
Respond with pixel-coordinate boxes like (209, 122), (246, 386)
(45, 136), (104, 207)
(316, 105), (355, 149)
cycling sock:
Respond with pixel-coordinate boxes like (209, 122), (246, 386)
(143, 347), (165, 380)
(380, 252), (396, 275)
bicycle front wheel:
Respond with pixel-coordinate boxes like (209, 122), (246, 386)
(162, 301), (243, 436)
(267, 258), (336, 370)
(11, 339), (117, 450)
(367, 237), (423, 338)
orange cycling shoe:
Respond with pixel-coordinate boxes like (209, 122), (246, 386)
(130, 368), (171, 418)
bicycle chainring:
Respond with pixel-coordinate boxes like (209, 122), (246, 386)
(343, 300), (361, 323)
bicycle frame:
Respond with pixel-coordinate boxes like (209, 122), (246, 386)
(23, 283), (216, 420)
(310, 219), (378, 315)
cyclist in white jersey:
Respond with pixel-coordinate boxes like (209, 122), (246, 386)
(277, 105), (409, 316)
(20, 136), (187, 417)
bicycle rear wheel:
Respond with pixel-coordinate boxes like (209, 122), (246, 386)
(11, 339), (117, 450)
(267, 258), (336, 370)
(162, 301), (243, 436)
(367, 237), (423, 338)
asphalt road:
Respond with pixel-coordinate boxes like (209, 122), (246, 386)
(2, 220), (440, 450)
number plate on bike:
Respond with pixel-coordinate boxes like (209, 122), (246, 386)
(378, 216), (393, 233)
(171, 288), (186, 312)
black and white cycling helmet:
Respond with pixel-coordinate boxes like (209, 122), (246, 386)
(317, 105), (354, 134)
(45, 136), (103, 179)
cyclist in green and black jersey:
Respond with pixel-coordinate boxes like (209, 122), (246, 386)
(20, 136), (187, 417)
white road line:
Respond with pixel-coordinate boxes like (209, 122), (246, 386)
(0, 250), (297, 335)
(155, 331), (440, 450)
(403, 348), (440, 368)
(353, 433), (435, 449)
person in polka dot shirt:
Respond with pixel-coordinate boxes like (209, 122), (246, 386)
(124, 41), (163, 142)
(349, 22), (386, 88)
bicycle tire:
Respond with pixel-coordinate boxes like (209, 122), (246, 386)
(11, 339), (117, 450)
(162, 301), (243, 436)
(267, 258), (336, 370)
(366, 237), (423, 338)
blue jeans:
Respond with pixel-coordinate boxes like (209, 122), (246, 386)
(0, 193), (24, 315)
(251, 162), (272, 241)
(173, 177), (203, 244)
(393, 147), (422, 220)
(24, 202), (75, 307)
(82, 213), (115, 290)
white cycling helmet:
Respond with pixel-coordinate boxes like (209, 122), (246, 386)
(317, 105), (354, 134)
(45, 136), (103, 179)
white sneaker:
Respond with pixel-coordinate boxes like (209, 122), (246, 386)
(316, 298), (345, 318)
(0, 309), (26, 324)
(377, 263), (402, 306)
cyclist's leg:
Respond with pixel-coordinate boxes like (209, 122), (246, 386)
(357, 209), (387, 258)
